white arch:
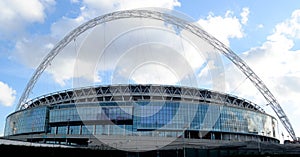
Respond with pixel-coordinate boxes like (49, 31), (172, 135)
(16, 9), (297, 141)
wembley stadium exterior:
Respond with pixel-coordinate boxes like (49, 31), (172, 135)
(4, 9), (296, 152)
(4, 84), (280, 147)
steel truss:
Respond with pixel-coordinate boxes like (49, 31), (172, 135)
(16, 9), (296, 141)
(25, 84), (264, 113)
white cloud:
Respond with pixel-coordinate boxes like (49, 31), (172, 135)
(240, 7), (249, 25)
(257, 24), (264, 29)
(71, 0), (80, 3)
(0, 81), (16, 107)
(14, 24), (84, 86)
(0, 0), (55, 37)
(129, 63), (180, 85)
(271, 9), (300, 39)
(224, 9), (300, 138)
(197, 8), (249, 46)
(13, 0), (182, 87)
(81, 0), (180, 18)
(74, 20), (203, 87)
(13, 5), (87, 87)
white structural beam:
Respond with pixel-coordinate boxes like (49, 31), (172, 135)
(16, 9), (297, 141)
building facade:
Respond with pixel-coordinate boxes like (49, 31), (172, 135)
(4, 84), (279, 146)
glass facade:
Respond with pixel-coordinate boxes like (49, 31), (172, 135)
(4, 101), (278, 140)
(4, 106), (48, 136)
(49, 103), (133, 123)
(134, 101), (277, 138)
(4, 85), (280, 145)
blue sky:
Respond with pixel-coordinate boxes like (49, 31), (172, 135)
(1, 0), (300, 141)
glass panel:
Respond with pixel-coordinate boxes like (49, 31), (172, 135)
(69, 125), (80, 135)
(57, 126), (67, 134)
(49, 103), (133, 123)
(4, 106), (48, 136)
(82, 125), (94, 135)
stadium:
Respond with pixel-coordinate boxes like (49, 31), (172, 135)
(2, 9), (297, 154)
(5, 84), (279, 147)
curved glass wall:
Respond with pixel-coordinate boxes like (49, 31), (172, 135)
(4, 101), (279, 141)
(4, 106), (48, 136)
